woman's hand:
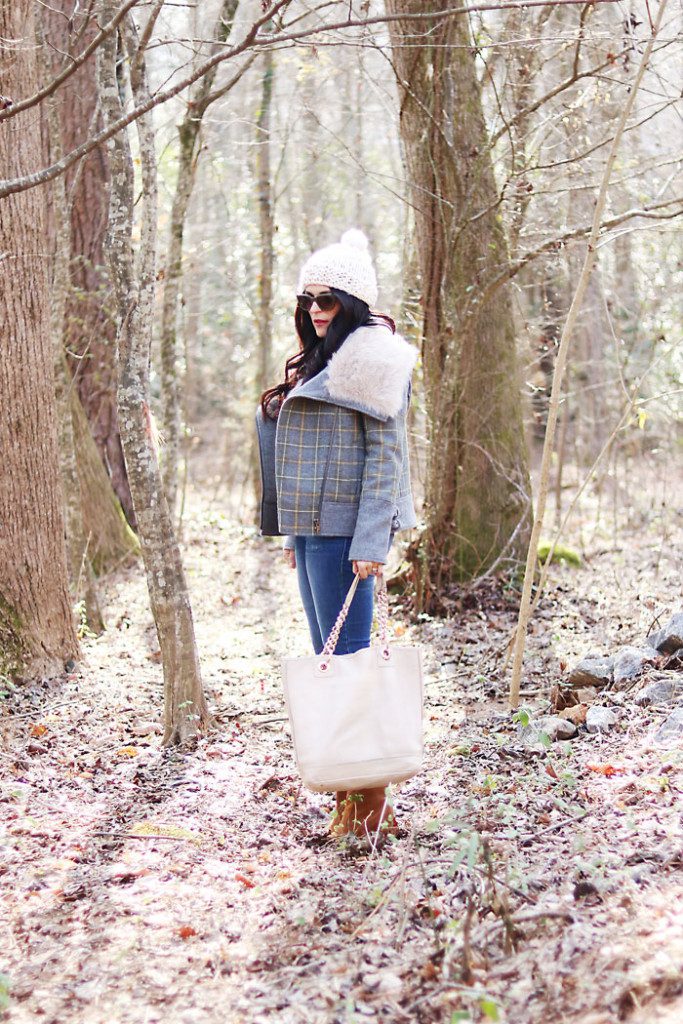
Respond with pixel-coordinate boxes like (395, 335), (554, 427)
(283, 548), (296, 569)
(353, 560), (384, 580)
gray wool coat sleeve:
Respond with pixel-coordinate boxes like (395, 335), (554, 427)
(348, 405), (405, 564)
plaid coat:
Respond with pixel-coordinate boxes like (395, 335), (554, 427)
(256, 324), (418, 564)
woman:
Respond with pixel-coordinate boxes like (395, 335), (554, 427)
(256, 230), (417, 839)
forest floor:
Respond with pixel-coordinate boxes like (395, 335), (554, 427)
(2, 470), (683, 1024)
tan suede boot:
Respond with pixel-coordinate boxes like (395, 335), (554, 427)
(331, 787), (397, 842)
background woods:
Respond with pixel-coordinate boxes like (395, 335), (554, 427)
(2, 3), (683, 1023)
(1, 0), (681, 721)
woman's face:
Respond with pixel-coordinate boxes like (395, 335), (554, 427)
(303, 283), (341, 337)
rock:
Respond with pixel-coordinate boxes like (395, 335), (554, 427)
(634, 675), (683, 707)
(355, 1002), (379, 1017)
(518, 715), (578, 745)
(654, 706), (683, 743)
(612, 646), (658, 686)
(568, 655), (613, 689)
(576, 686), (599, 703)
(586, 706), (618, 733)
(646, 612), (683, 655)
(361, 973), (381, 991)
(72, 981), (101, 1001)
(377, 973), (403, 994)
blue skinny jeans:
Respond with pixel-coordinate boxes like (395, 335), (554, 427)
(293, 536), (375, 656)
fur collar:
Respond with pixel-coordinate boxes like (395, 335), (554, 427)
(326, 324), (418, 420)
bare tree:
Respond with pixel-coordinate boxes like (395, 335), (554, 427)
(250, 46), (276, 505)
(98, 11), (209, 744)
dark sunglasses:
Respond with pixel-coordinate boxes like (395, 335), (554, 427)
(296, 291), (337, 313)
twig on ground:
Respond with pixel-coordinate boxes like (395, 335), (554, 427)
(91, 831), (200, 842)
(422, 858), (538, 905)
(518, 812), (590, 844)
(461, 894), (476, 983)
(3, 698), (87, 722)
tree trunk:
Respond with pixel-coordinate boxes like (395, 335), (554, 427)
(159, 0), (240, 514)
(41, 1), (135, 526)
(0, 2), (79, 678)
(98, 15), (209, 745)
(564, 187), (614, 462)
(47, 90), (105, 633)
(386, 3), (532, 608)
(255, 48), (275, 398)
(43, 39), (134, 624)
(250, 47), (276, 512)
(613, 190), (647, 386)
(70, 383), (140, 575)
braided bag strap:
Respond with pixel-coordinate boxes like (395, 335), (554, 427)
(320, 573), (361, 664)
(319, 572), (391, 670)
(375, 575), (390, 656)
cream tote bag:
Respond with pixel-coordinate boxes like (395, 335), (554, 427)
(282, 574), (424, 793)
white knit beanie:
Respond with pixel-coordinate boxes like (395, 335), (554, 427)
(297, 229), (378, 308)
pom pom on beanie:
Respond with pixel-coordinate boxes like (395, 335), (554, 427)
(297, 229), (378, 308)
(339, 228), (370, 252)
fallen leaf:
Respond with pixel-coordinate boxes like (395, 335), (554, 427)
(586, 763), (627, 777)
(129, 821), (202, 843)
(116, 746), (138, 758)
(104, 864), (149, 883)
(178, 925), (197, 939)
(559, 704), (587, 726)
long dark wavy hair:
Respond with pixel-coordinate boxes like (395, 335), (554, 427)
(260, 288), (395, 419)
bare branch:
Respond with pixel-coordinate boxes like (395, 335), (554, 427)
(483, 195), (683, 302)
(0, 0), (289, 199)
(0, 0), (645, 200)
(132, 0), (167, 78)
(203, 52), (258, 108)
(489, 43), (632, 149)
(243, 0), (624, 53)
(0, 0), (142, 123)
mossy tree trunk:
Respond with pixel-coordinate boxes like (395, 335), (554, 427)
(70, 381), (140, 576)
(386, 2), (532, 609)
(0, 2), (79, 678)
